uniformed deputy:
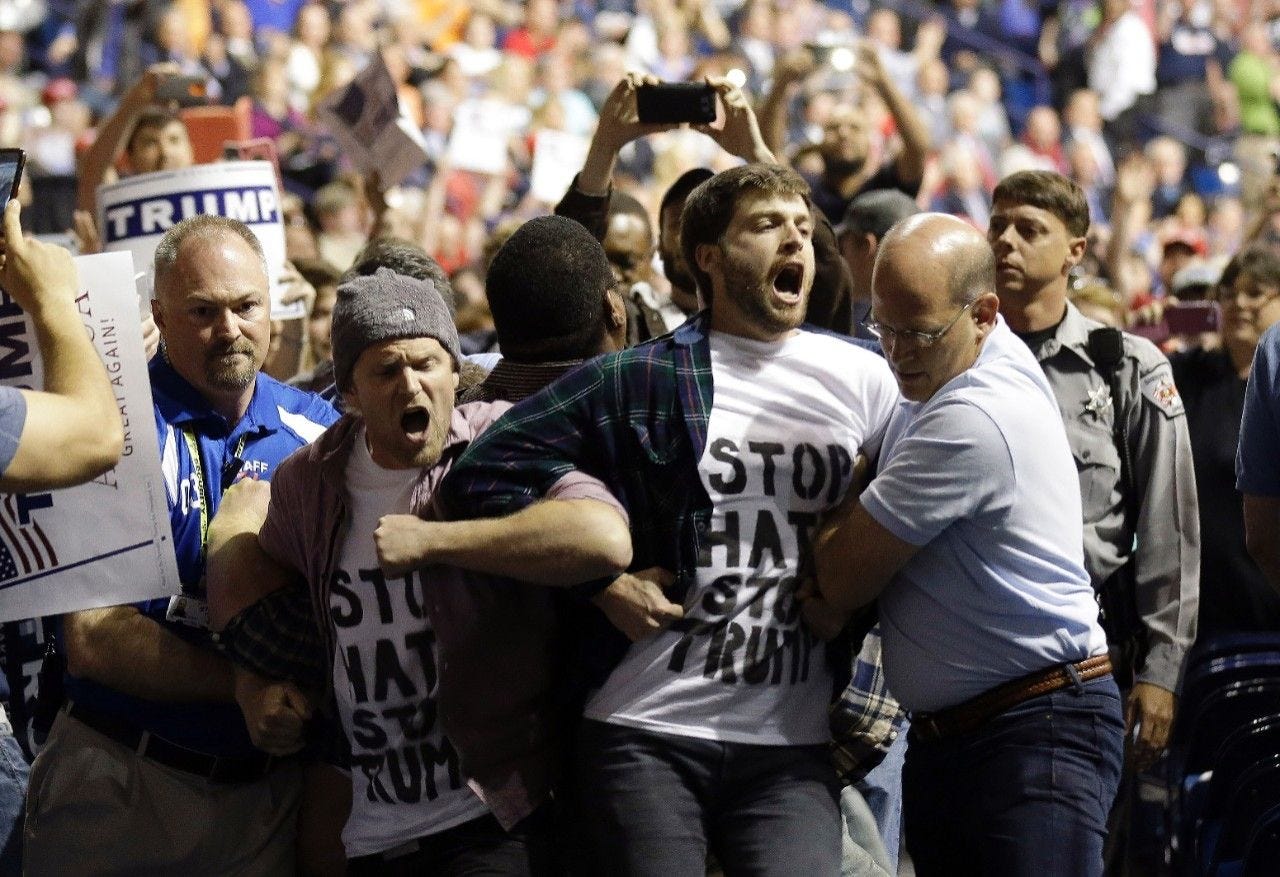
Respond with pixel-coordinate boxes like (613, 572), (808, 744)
(985, 170), (1199, 774)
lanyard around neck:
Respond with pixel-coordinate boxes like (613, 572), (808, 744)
(180, 428), (249, 564)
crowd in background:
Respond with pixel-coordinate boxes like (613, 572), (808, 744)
(0, 0), (1277, 874)
(0, 0), (1274, 336)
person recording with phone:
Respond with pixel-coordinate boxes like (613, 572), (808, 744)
(75, 64), (198, 219)
(556, 72), (857, 334)
(1174, 248), (1280, 637)
(760, 41), (931, 224)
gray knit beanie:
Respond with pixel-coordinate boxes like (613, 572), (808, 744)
(331, 267), (461, 390)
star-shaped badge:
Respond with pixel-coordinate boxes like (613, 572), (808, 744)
(1084, 384), (1111, 419)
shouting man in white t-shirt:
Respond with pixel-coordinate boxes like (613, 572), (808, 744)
(439, 163), (900, 875)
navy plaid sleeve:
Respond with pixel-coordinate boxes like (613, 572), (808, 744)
(440, 353), (620, 520)
(829, 623), (906, 786)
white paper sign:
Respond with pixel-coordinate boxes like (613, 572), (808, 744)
(446, 98), (529, 175)
(315, 57), (431, 187)
(0, 252), (181, 622)
(530, 129), (589, 205)
(96, 160), (302, 319)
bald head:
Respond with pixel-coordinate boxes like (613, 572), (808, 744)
(871, 214), (999, 402)
(876, 214), (995, 309)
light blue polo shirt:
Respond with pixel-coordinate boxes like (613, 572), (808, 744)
(862, 317), (1108, 713)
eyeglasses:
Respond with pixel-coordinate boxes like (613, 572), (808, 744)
(862, 301), (975, 349)
(1209, 282), (1280, 306)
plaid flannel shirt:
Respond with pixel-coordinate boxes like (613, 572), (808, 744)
(439, 313), (903, 781)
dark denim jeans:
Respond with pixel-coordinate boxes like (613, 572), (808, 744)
(903, 676), (1125, 877)
(573, 719), (842, 876)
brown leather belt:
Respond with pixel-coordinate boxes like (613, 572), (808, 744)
(912, 654), (1113, 742)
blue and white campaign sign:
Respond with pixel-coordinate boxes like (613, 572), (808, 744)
(0, 251), (180, 622)
(97, 160), (304, 319)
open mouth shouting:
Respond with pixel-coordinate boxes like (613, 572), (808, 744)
(400, 405), (432, 443)
(771, 262), (806, 306)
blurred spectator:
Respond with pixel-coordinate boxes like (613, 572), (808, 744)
(931, 141), (992, 228)
(503, 0), (559, 61)
(940, 0), (1002, 86)
(1070, 279), (1128, 328)
(285, 1), (328, 110)
(75, 65), (196, 215)
(450, 13), (503, 80)
(288, 256), (342, 393)
(1175, 247), (1280, 634)
(1154, 0), (1232, 139)
(731, 0), (775, 96)
(281, 191), (319, 260)
(1230, 19), (1280, 210)
(916, 58), (951, 149)
(1087, 0), (1156, 146)
(530, 50), (597, 138)
(313, 180), (368, 271)
(24, 78), (89, 179)
(248, 57), (308, 157)
(1039, 0), (1097, 103)
(1063, 89), (1115, 189)
(331, 0), (379, 73)
(1016, 105), (1068, 174)
(967, 66), (1012, 159)
(763, 42), (930, 222)
(1147, 135), (1190, 219)
(1207, 195), (1244, 257)
(1160, 227), (1209, 295)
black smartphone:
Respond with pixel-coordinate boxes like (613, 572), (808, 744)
(0, 148), (25, 205)
(805, 42), (857, 73)
(155, 75), (209, 108)
(636, 83), (716, 125)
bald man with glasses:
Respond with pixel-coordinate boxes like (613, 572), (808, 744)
(807, 213), (1123, 876)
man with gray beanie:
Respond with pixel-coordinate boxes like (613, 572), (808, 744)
(205, 264), (632, 874)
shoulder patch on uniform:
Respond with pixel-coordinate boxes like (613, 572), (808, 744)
(1140, 370), (1185, 418)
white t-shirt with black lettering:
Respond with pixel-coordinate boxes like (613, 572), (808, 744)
(331, 429), (488, 858)
(584, 329), (899, 745)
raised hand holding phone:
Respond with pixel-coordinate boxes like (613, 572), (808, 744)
(0, 148), (25, 206)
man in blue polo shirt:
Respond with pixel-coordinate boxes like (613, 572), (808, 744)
(24, 215), (338, 875)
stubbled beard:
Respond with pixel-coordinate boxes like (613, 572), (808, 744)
(204, 342), (259, 390)
(720, 256), (807, 335)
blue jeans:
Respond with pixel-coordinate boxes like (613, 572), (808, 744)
(903, 676), (1124, 877)
(574, 719), (842, 876)
(855, 719), (907, 871)
(0, 734), (26, 877)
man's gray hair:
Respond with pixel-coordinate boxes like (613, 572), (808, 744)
(153, 215), (268, 293)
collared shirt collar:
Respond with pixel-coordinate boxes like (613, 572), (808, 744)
(674, 310), (712, 347)
(150, 356), (277, 442)
(1026, 301), (1097, 368)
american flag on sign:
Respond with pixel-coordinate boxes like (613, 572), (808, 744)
(0, 495), (58, 583)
